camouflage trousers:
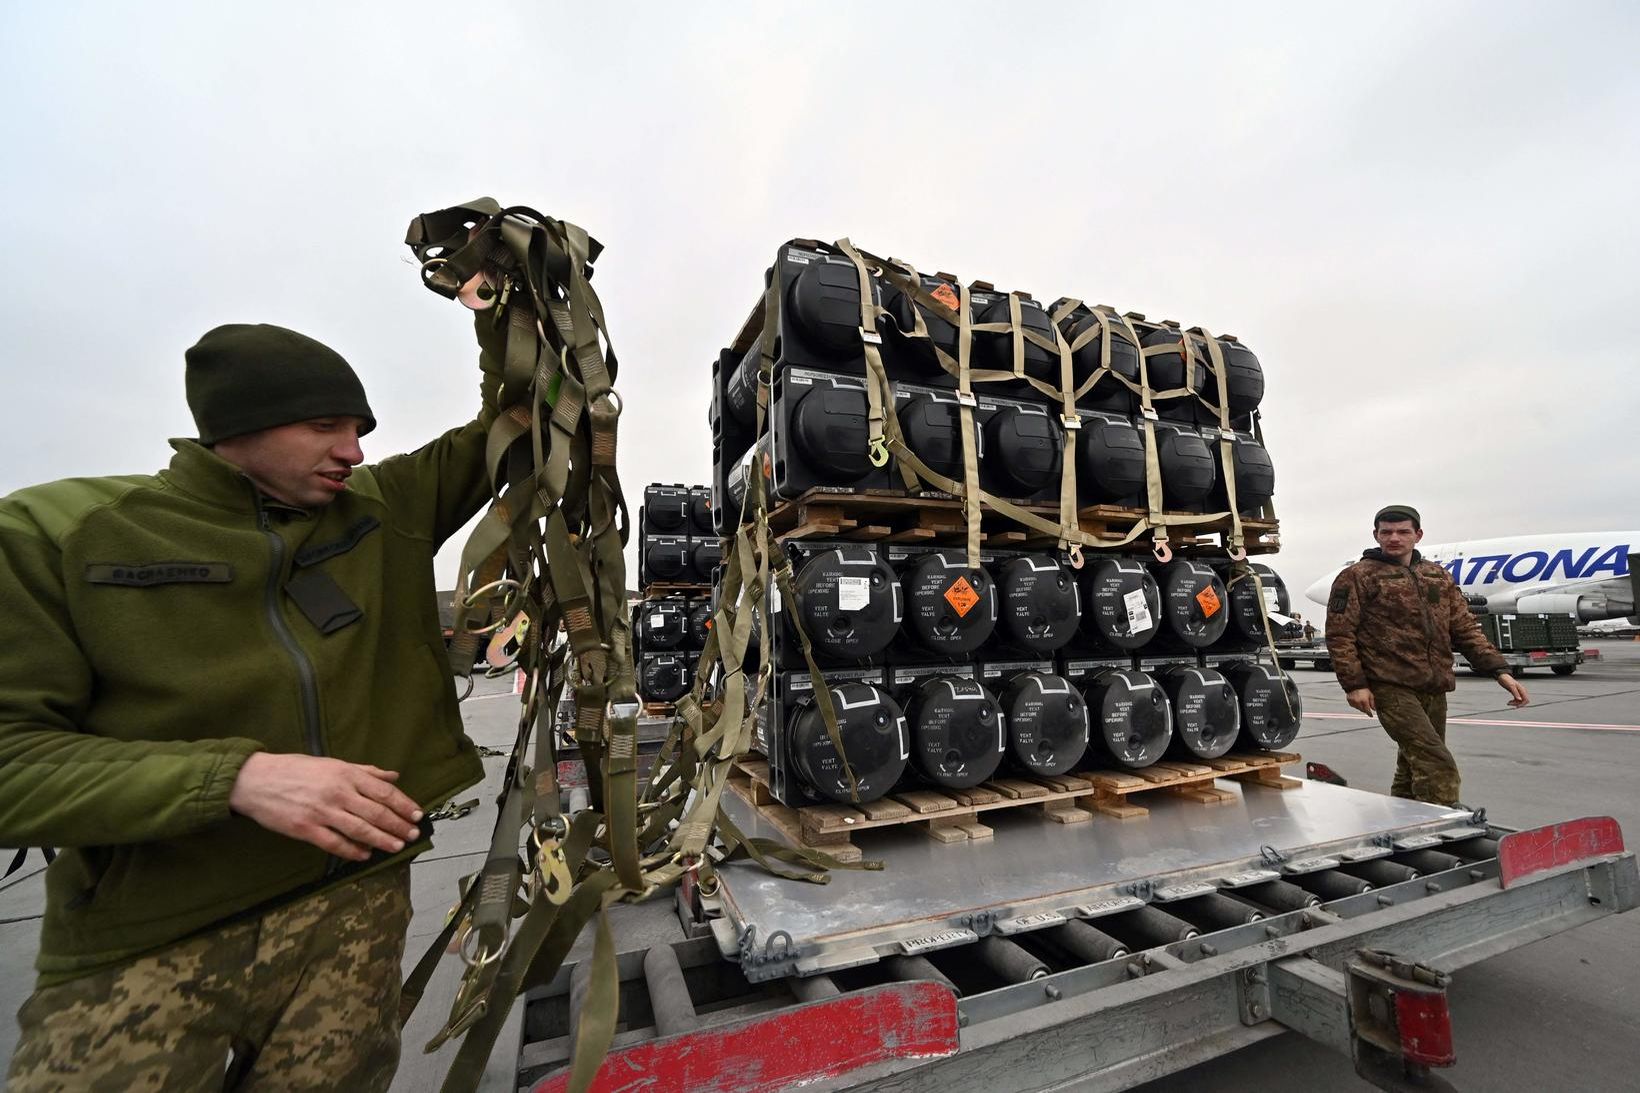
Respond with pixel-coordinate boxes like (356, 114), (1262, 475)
(7, 864), (411, 1093)
(1374, 683), (1459, 806)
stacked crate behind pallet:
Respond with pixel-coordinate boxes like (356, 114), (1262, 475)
(635, 482), (718, 713)
(706, 239), (1302, 850)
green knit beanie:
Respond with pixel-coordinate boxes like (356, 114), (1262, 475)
(185, 324), (377, 445)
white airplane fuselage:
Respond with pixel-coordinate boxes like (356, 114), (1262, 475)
(1305, 532), (1638, 623)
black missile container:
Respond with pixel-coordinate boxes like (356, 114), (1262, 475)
(641, 483), (692, 537)
(900, 672), (1006, 789)
(1076, 556), (1162, 653)
(994, 552), (1082, 655)
(766, 667), (908, 805)
(1156, 663), (1241, 760)
(688, 486), (715, 536)
(1052, 300), (1141, 415)
(689, 538), (722, 585)
(1151, 421), (1217, 512)
(775, 542), (903, 669)
(721, 243), (883, 432)
(971, 287), (1061, 391)
(1064, 658), (1174, 769)
(878, 270), (963, 380)
(892, 547), (998, 660)
(977, 392), (1065, 503)
(634, 597), (691, 653)
(639, 534), (692, 589)
(1077, 411), (1147, 507)
(979, 660), (1090, 778)
(1153, 560), (1231, 650)
(1221, 562), (1289, 650)
(1205, 429), (1275, 517)
(1223, 660), (1304, 751)
(639, 652), (691, 705)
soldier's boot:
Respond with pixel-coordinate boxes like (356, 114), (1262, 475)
(1390, 749), (1415, 799)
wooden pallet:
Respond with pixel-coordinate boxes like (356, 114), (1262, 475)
(642, 701), (677, 719)
(761, 487), (1278, 555)
(727, 751), (1302, 861)
(641, 581), (714, 596)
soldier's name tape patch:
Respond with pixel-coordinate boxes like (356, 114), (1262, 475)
(85, 562), (234, 586)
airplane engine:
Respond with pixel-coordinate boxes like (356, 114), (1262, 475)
(1514, 591), (1633, 623)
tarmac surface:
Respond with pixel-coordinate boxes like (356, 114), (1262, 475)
(2, 643), (1637, 1091)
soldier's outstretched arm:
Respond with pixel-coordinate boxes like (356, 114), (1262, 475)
(0, 520), (263, 849)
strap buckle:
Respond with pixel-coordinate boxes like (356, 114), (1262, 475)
(1061, 414), (1082, 431)
(528, 820), (573, 906)
(859, 327), (883, 346)
(955, 391), (978, 408)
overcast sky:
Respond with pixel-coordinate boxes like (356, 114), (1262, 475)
(2, 2), (1636, 603)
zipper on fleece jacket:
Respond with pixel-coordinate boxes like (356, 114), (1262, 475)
(258, 503), (343, 878)
(258, 505), (325, 758)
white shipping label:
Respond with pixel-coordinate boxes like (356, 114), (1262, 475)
(1123, 588), (1152, 633)
(836, 576), (872, 611)
(1263, 587), (1280, 611)
(770, 587), (782, 614)
(649, 614), (665, 628)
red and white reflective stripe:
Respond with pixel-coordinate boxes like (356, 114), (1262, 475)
(1306, 712), (1640, 733)
(1498, 816), (1625, 889)
(1393, 990), (1456, 1067)
(531, 980), (961, 1093)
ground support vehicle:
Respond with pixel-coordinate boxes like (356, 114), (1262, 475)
(493, 775), (1636, 1092)
(1479, 646), (1584, 677)
(1275, 640), (1332, 671)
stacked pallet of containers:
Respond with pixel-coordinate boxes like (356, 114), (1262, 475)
(634, 483), (719, 711)
(708, 240), (1300, 811)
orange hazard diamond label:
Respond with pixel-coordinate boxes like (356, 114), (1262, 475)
(944, 576), (980, 617)
(929, 281), (960, 310)
(1196, 585), (1222, 618)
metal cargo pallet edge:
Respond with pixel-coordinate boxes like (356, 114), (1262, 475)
(496, 807), (1635, 1093)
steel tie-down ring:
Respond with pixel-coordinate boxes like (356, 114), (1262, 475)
(457, 924), (504, 970)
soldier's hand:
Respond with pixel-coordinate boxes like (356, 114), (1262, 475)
(228, 753), (424, 861)
(1345, 688), (1376, 716)
(1498, 673), (1530, 708)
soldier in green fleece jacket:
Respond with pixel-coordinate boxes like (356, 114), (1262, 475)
(1, 314), (503, 1091)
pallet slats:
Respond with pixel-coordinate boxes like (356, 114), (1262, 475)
(761, 488), (1277, 554)
(727, 751), (1302, 858)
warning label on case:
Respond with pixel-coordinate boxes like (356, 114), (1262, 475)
(1196, 585), (1222, 618)
(836, 576), (872, 611)
(944, 576), (981, 617)
(929, 281), (960, 310)
(1122, 588), (1151, 633)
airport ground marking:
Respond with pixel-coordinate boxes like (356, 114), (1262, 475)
(1306, 711), (1640, 733)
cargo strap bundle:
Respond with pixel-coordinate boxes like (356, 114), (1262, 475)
(395, 200), (857, 1093)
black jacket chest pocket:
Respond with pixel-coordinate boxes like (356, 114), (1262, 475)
(286, 517), (379, 635)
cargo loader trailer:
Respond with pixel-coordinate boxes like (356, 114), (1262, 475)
(494, 780), (1635, 1092)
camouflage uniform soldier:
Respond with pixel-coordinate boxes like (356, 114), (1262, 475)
(1, 304), (506, 1089)
(1325, 505), (1529, 805)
